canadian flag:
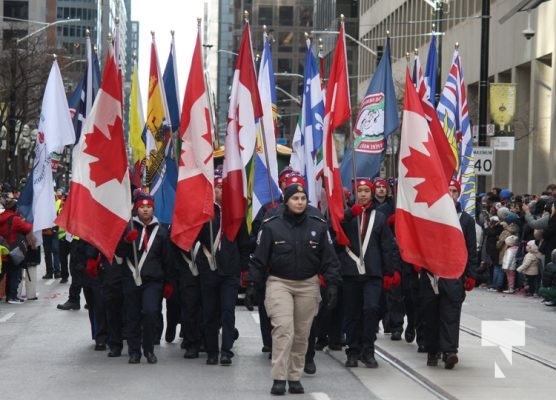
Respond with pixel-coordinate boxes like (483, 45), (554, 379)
(56, 45), (131, 261)
(171, 27), (214, 251)
(222, 20), (263, 241)
(395, 70), (467, 278)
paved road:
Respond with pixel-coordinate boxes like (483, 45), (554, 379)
(1, 278), (556, 399)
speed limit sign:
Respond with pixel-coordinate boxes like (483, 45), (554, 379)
(474, 147), (494, 176)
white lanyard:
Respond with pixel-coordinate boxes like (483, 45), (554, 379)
(346, 210), (376, 275)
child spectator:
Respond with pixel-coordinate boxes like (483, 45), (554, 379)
(502, 235), (519, 294)
(538, 249), (556, 306)
(516, 240), (540, 296)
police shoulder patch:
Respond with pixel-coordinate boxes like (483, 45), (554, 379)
(309, 215), (327, 224)
(262, 215), (278, 224)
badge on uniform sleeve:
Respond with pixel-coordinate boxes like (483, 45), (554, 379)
(311, 231), (316, 237)
(327, 231), (333, 244)
(256, 230), (263, 245)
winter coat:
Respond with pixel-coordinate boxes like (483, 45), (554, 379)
(516, 253), (540, 276)
(497, 223), (519, 265)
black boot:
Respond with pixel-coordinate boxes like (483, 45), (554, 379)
(270, 380), (286, 395)
(345, 354), (359, 368)
(304, 358), (316, 374)
(57, 301), (80, 310)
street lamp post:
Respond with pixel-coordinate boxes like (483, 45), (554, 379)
(4, 18), (79, 185)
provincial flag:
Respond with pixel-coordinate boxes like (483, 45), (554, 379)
(252, 31), (280, 220)
(290, 38), (325, 206)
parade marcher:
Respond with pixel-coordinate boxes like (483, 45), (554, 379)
(0, 196), (34, 304)
(539, 249), (556, 306)
(338, 177), (399, 369)
(196, 170), (250, 366)
(57, 236), (86, 310)
(420, 179), (477, 370)
(373, 177), (404, 341)
(171, 240), (204, 359)
(248, 181), (341, 395)
(117, 193), (175, 364)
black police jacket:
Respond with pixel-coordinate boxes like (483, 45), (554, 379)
(248, 208), (341, 287)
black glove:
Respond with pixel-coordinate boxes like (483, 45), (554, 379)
(244, 283), (256, 311)
(326, 285), (338, 311)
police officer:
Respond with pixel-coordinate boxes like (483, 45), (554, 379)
(248, 182), (341, 395)
(117, 194), (175, 364)
(420, 179), (477, 369)
(339, 178), (400, 368)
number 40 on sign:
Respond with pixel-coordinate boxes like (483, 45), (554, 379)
(474, 147), (494, 176)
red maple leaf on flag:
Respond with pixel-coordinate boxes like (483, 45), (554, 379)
(84, 115), (127, 187)
(401, 138), (446, 207)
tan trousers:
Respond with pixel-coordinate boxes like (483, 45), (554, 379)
(264, 275), (321, 381)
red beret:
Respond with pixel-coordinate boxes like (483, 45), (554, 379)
(449, 179), (461, 194)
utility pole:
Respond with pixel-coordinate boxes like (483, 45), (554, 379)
(478, 0), (491, 194)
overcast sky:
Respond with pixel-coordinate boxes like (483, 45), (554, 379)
(131, 1), (205, 106)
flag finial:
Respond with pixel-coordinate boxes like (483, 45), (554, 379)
(406, 52), (410, 61)
(85, 29), (90, 37)
(386, 30), (391, 37)
(107, 32), (112, 41)
(340, 14), (345, 22)
(455, 42), (460, 50)
(414, 48), (419, 55)
(115, 17), (120, 26)
(197, 18), (201, 27)
(171, 30), (175, 37)
(244, 10), (249, 21)
(151, 31), (155, 39)
(432, 23), (436, 31)
(52, 53), (57, 60)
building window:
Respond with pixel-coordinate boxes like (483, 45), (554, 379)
(278, 32), (294, 52)
(4, 1), (29, 19)
(279, 6), (293, 26)
(259, 6), (272, 26)
(277, 58), (292, 73)
(299, 6), (312, 27)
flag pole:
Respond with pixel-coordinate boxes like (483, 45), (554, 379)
(259, 26), (277, 203)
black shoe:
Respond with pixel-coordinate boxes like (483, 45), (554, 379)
(270, 380), (286, 395)
(417, 345), (427, 353)
(26, 297), (38, 301)
(443, 352), (458, 370)
(57, 301), (80, 310)
(315, 340), (327, 351)
(304, 359), (316, 374)
(94, 343), (107, 351)
(391, 331), (402, 341)
(206, 355), (218, 365)
(233, 328), (239, 341)
(404, 327), (416, 343)
(128, 353), (141, 364)
(261, 345), (272, 353)
(183, 347), (199, 359)
(360, 353), (378, 368)
(145, 352), (157, 364)
(288, 381), (304, 394)
(220, 354), (232, 366)
(54, 272), (61, 279)
(165, 325), (176, 343)
(427, 352), (439, 367)
(108, 348), (122, 357)
(59, 277), (68, 284)
(328, 343), (343, 351)
(42, 274), (53, 279)
(345, 354), (358, 368)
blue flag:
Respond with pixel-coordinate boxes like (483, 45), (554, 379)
(424, 34), (437, 106)
(340, 37), (398, 188)
(290, 39), (325, 205)
(152, 38), (179, 225)
(252, 32), (280, 218)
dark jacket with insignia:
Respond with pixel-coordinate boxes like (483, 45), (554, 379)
(248, 207), (341, 287)
(338, 204), (398, 278)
